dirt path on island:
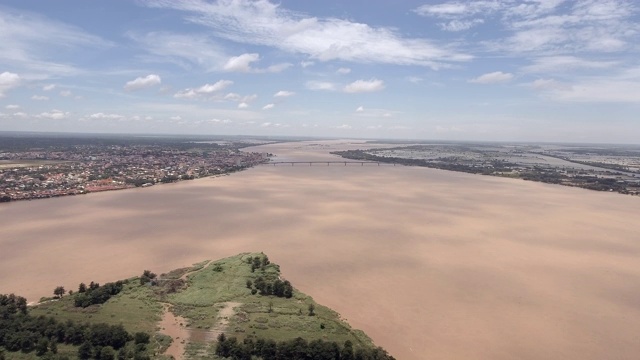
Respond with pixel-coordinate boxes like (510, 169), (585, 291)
(158, 303), (189, 360)
(180, 261), (211, 281)
(158, 261), (211, 359)
(188, 301), (243, 343)
(158, 261), (242, 359)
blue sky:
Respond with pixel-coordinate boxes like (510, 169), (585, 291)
(0, 0), (639, 143)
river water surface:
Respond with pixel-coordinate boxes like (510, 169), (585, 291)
(2, 140), (640, 360)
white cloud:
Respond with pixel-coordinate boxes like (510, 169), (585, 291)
(300, 61), (315, 68)
(306, 81), (337, 91)
(197, 80), (234, 93)
(545, 80), (640, 103)
(262, 103), (275, 110)
(354, 107), (399, 118)
(175, 80), (235, 99)
(224, 93), (258, 105)
(337, 67), (351, 74)
(529, 78), (565, 90)
(439, 19), (484, 31)
(207, 118), (232, 124)
(415, 1), (549, 19)
(414, 0), (637, 58)
(469, 71), (514, 84)
(344, 79), (385, 93)
(531, 66), (640, 103)
(5, 104), (20, 110)
(42, 84), (56, 91)
(238, 102), (249, 109)
(37, 109), (68, 120)
(59, 90), (72, 97)
(223, 53), (291, 73)
(414, 3), (472, 17)
(261, 122), (285, 127)
(170, 115), (182, 121)
(224, 93), (241, 101)
(31, 95), (49, 100)
(406, 76), (423, 83)
(128, 31), (227, 72)
(0, 72), (21, 97)
(89, 112), (125, 120)
(144, 0), (472, 68)
(274, 90), (295, 98)
(124, 74), (162, 91)
(265, 63), (292, 73)
(242, 94), (258, 103)
(224, 53), (260, 72)
(12, 112), (28, 118)
(335, 124), (352, 129)
(0, 8), (110, 77)
(502, 1), (634, 54)
(174, 89), (199, 99)
(522, 56), (618, 73)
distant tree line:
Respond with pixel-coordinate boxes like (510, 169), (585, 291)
(334, 149), (640, 196)
(216, 333), (396, 360)
(331, 149), (518, 175)
(0, 293), (150, 359)
(74, 281), (124, 308)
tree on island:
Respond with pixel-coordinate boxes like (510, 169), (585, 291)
(53, 286), (65, 298)
(140, 270), (157, 285)
(77, 341), (92, 360)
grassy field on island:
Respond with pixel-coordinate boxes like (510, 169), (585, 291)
(5, 252), (391, 360)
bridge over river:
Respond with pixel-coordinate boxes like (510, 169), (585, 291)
(262, 161), (396, 166)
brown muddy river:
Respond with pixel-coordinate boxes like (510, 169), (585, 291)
(2, 140), (640, 360)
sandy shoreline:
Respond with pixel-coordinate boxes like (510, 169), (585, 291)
(2, 140), (640, 360)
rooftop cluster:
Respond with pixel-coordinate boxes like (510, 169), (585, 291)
(0, 136), (269, 202)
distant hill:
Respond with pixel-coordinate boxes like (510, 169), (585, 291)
(1, 253), (395, 360)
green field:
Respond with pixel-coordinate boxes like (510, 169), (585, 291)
(168, 254), (373, 346)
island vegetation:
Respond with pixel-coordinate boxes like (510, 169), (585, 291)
(1, 253), (395, 359)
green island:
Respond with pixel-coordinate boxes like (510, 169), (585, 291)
(1, 253), (395, 360)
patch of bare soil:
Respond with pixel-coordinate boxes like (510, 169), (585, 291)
(158, 304), (189, 360)
(188, 301), (242, 343)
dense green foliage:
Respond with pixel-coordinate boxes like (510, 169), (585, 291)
(138, 270), (157, 286)
(246, 255), (293, 298)
(0, 293), (149, 359)
(74, 281), (124, 308)
(215, 333), (395, 360)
